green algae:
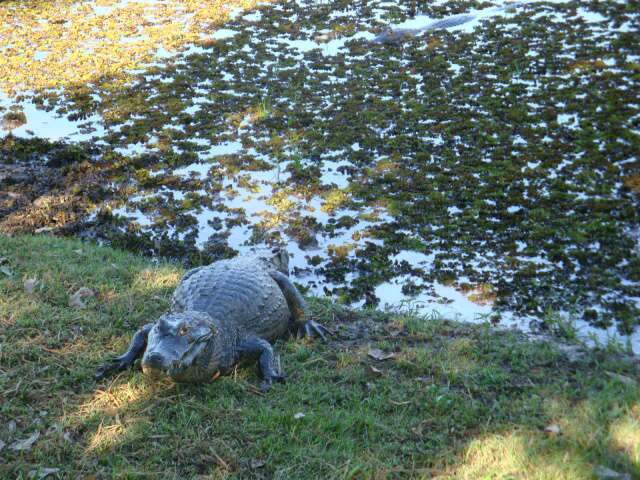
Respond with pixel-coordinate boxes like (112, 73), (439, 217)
(0, 0), (639, 334)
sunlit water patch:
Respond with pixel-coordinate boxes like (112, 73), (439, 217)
(1, 0), (639, 350)
(0, 91), (105, 142)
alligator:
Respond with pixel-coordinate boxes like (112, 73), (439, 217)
(95, 249), (330, 391)
(372, 2), (525, 45)
(373, 14), (475, 44)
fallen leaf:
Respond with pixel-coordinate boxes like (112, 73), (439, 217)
(69, 287), (94, 308)
(46, 423), (62, 436)
(10, 431), (40, 451)
(73, 249), (83, 255)
(24, 278), (38, 294)
(368, 348), (396, 361)
(594, 465), (631, 480)
(209, 452), (230, 470)
(384, 323), (404, 337)
(8, 420), (16, 432)
(390, 400), (412, 406)
(293, 412), (305, 419)
(544, 424), (561, 435)
(366, 364), (384, 378)
(250, 459), (266, 469)
(0, 440), (5, 451)
(1, 266), (13, 276)
(605, 371), (637, 387)
(28, 468), (60, 480)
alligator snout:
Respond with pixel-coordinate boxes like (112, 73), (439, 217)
(144, 352), (165, 369)
(141, 351), (172, 378)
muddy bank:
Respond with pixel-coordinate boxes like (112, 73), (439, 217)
(0, 135), (219, 264)
(0, 136), (104, 235)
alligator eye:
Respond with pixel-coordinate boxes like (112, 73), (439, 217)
(178, 325), (189, 336)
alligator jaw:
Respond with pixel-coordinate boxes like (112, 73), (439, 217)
(141, 364), (167, 379)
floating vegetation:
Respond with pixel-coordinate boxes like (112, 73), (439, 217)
(0, 0), (638, 344)
(1, 110), (27, 131)
(0, 0), (268, 94)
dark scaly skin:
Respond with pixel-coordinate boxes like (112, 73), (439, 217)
(171, 256), (292, 341)
(95, 252), (330, 391)
(373, 14), (476, 44)
(372, 4), (525, 45)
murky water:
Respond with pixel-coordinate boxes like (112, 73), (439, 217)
(1, 0), (639, 350)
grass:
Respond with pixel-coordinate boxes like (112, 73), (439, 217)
(1, 235), (639, 479)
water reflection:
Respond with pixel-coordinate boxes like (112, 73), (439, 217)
(0, 0), (639, 349)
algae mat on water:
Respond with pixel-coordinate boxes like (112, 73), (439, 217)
(0, 0), (269, 94)
(0, 235), (639, 478)
(0, 0), (639, 338)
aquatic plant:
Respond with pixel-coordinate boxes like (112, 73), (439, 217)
(1, 0), (638, 338)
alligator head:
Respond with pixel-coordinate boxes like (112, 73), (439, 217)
(141, 311), (221, 382)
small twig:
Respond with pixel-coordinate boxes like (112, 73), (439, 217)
(4, 379), (22, 395)
(244, 383), (265, 396)
(211, 451), (230, 470)
(300, 356), (327, 366)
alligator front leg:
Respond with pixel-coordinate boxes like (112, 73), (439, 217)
(237, 337), (284, 392)
(95, 323), (154, 380)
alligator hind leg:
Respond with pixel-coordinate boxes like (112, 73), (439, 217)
(237, 337), (285, 392)
(300, 320), (332, 340)
(269, 271), (332, 340)
(95, 323), (154, 380)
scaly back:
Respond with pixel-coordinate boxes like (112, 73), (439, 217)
(170, 257), (290, 340)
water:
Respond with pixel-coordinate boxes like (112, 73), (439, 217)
(1, 0), (638, 351)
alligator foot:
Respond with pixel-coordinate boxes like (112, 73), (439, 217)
(259, 372), (285, 392)
(237, 338), (286, 392)
(95, 356), (134, 380)
(298, 320), (333, 341)
(260, 355), (285, 392)
(260, 353), (284, 392)
(95, 323), (153, 380)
